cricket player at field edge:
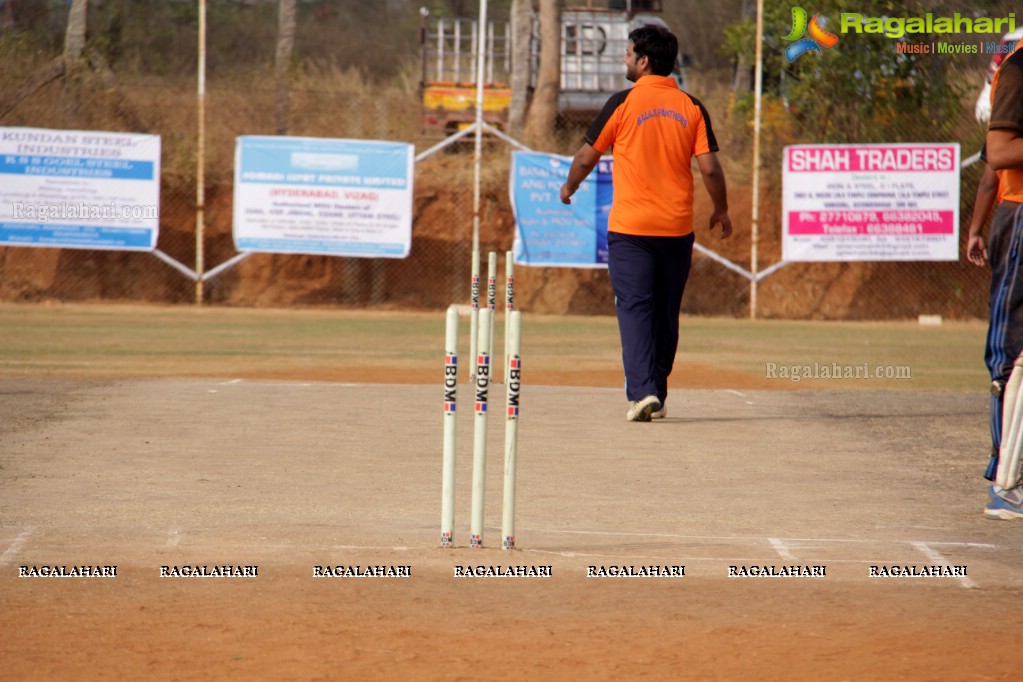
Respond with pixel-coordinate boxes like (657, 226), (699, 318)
(560, 23), (732, 422)
(981, 36), (1023, 519)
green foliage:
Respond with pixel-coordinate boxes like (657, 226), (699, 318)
(721, 0), (967, 144)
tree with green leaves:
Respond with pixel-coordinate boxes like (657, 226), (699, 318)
(721, 0), (964, 145)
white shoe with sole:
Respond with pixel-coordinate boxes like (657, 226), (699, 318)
(626, 395), (661, 422)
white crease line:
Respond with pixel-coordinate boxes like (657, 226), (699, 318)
(723, 389), (746, 397)
(769, 538), (798, 561)
(528, 544), (984, 566)
(0, 527), (37, 567)
(910, 541), (978, 589)
(536, 528), (725, 540)
(527, 548), (748, 562)
(532, 528), (1005, 549)
(220, 378), (365, 388)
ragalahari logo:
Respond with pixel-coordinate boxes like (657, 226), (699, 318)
(783, 7), (840, 62)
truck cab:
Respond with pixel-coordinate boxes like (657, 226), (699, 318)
(555, 7), (687, 121)
(419, 1), (687, 135)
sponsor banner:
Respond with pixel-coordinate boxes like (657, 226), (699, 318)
(0, 127), (161, 251)
(782, 143), (960, 262)
(510, 151), (610, 267)
(233, 136), (413, 258)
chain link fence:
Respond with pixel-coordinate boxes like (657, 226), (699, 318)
(0, 1), (998, 320)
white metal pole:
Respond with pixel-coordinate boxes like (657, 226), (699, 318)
(440, 306), (459, 547)
(502, 310), (521, 550)
(471, 0), (489, 255)
(436, 17), (444, 81)
(195, 0), (207, 305)
(750, 0), (764, 320)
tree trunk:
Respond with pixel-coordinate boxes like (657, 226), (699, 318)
(3, 0), (15, 31)
(275, 0), (297, 136)
(507, 0), (533, 138)
(61, 0), (88, 123)
(522, 0), (560, 148)
(64, 0), (87, 62)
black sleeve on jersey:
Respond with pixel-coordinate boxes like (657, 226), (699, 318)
(583, 89), (632, 149)
(689, 94), (720, 153)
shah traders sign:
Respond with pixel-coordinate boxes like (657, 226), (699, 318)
(0, 127), (161, 251)
(782, 143), (960, 262)
(233, 136), (414, 258)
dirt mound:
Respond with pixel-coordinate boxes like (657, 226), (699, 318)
(0, 154), (990, 320)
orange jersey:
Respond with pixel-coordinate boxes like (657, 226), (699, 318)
(990, 39), (1023, 202)
(584, 75), (718, 237)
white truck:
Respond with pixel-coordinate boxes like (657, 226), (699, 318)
(419, 0), (687, 135)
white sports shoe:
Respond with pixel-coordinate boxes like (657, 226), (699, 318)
(650, 403), (666, 419)
(986, 485), (1023, 520)
(626, 395), (661, 422)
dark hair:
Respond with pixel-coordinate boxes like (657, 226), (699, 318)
(628, 24), (678, 77)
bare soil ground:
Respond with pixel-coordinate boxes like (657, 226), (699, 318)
(2, 375), (1022, 680)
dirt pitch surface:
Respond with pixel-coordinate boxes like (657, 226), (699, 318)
(2, 374), (1023, 680)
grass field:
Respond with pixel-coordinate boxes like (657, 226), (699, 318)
(0, 302), (990, 391)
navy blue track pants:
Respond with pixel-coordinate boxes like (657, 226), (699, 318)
(607, 231), (695, 403)
(986, 201), (1023, 479)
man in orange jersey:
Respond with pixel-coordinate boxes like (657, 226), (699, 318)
(560, 24), (732, 422)
(981, 37), (1023, 519)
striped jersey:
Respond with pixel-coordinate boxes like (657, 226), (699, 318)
(584, 75), (718, 237)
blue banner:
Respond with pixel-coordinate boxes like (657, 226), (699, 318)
(510, 151), (611, 267)
(236, 136), (409, 188)
(0, 127), (161, 251)
(233, 136), (414, 258)
(0, 223), (153, 249)
(0, 155), (155, 180)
